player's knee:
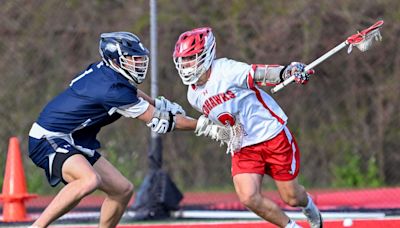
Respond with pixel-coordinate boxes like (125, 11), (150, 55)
(81, 172), (102, 194)
(238, 192), (261, 208)
(122, 181), (134, 198)
(113, 180), (134, 200)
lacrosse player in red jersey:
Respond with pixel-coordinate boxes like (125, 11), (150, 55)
(173, 27), (322, 228)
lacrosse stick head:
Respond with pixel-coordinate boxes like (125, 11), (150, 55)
(346, 20), (384, 53)
(215, 121), (245, 156)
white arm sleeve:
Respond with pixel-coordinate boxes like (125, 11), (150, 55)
(109, 97), (150, 118)
(215, 59), (284, 88)
(252, 64), (285, 86)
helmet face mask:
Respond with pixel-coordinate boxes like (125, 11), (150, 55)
(174, 53), (203, 85)
(173, 27), (216, 85)
(99, 32), (149, 84)
(119, 55), (149, 83)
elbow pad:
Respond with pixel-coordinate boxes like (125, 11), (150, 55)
(253, 64), (285, 86)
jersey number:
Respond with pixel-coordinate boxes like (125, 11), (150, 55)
(69, 62), (102, 86)
(217, 113), (235, 126)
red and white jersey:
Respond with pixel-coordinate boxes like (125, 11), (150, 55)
(188, 58), (288, 148)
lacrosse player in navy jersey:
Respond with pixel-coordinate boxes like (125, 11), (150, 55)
(173, 27), (322, 228)
(28, 32), (197, 228)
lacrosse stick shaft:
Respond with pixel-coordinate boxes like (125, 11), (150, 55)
(271, 41), (348, 93)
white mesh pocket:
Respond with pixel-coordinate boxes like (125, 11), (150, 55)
(215, 120), (245, 156)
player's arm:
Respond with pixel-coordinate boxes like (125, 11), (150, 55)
(113, 88), (189, 133)
(252, 62), (314, 86)
(137, 104), (196, 134)
(137, 89), (155, 105)
(174, 114), (197, 130)
(136, 101), (226, 137)
(137, 89), (186, 115)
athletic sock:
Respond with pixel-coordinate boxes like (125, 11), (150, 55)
(285, 219), (302, 228)
(304, 194), (314, 210)
(302, 194), (322, 228)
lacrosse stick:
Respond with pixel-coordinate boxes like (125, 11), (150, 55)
(271, 20), (384, 93)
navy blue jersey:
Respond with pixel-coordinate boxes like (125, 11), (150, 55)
(35, 61), (141, 149)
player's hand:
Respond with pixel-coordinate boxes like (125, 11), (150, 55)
(155, 96), (186, 115)
(146, 109), (176, 133)
(195, 115), (228, 145)
(282, 62), (315, 84)
(195, 115), (215, 137)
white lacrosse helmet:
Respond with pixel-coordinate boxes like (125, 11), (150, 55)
(173, 27), (216, 85)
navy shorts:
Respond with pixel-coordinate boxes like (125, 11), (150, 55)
(28, 137), (101, 187)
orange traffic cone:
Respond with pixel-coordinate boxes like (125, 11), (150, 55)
(0, 137), (37, 222)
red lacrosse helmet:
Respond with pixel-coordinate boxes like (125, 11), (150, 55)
(173, 27), (216, 85)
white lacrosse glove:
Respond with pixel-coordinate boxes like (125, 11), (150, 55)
(195, 115), (245, 155)
(194, 115), (229, 145)
(155, 96), (186, 115)
(146, 109), (176, 134)
(195, 115), (213, 136)
(281, 62), (315, 84)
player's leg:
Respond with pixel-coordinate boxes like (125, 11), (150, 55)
(275, 178), (307, 207)
(233, 173), (292, 227)
(275, 178), (322, 228)
(93, 156), (134, 228)
(270, 127), (322, 228)
(32, 153), (101, 228)
(232, 139), (302, 228)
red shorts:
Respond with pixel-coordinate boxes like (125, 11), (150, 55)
(231, 127), (300, 181)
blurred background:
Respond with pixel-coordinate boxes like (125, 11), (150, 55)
(0, 0), (399, 199)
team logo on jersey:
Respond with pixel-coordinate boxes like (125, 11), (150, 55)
(202, 90), (236, 116)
